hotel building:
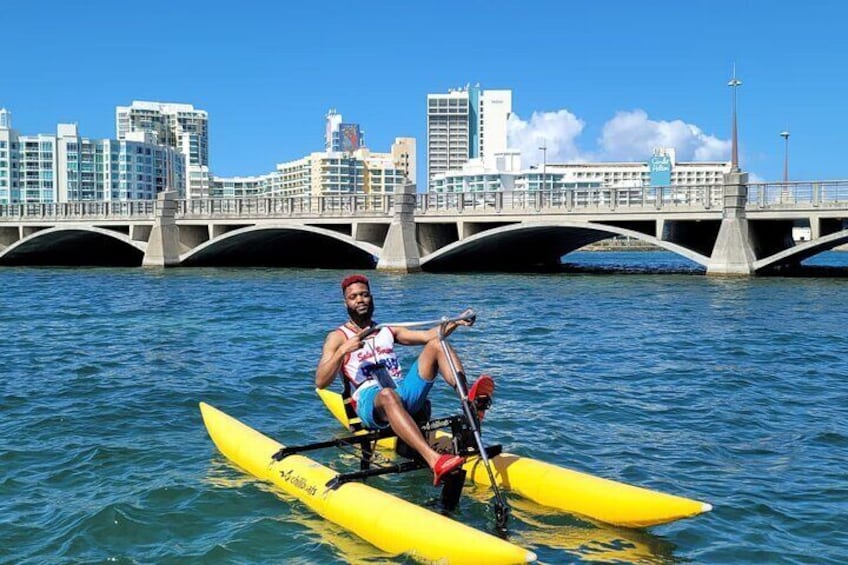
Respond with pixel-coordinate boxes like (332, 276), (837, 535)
(427, 85), (512, 189)
(429, 148), (731, 194)
(116, 101), (209, 199)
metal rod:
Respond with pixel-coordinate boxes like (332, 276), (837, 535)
(437, 321), (510, 529)
(359, 311), (477, 339)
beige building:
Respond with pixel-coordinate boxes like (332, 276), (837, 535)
(212, 140), (413, 199)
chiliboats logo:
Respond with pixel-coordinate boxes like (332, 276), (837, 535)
(280, 469), (318, 496)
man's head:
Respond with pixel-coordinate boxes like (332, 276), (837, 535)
(341, 274), (374, 323)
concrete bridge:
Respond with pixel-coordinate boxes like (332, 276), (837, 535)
(1, 172), (847, 275)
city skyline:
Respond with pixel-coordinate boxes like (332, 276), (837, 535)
(2, 0), (845, 189)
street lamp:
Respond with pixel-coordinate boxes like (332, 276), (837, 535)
(728, 65), (742, 172)
(539, 142), (547, 192)
(780, 130), (790, 182)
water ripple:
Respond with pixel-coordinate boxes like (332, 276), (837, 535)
(2, 257), (848, 563)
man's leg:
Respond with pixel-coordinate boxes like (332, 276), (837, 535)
(415, 338), (464, 388)
(372, 386), (466, 485)
(373, 388), (440, 468)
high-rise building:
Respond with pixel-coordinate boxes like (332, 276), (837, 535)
(0, 110), (11, 203)
(116, 101), (209, 199)
(325, 109), (364, 153)
(426, 85), (512, 189)
(211, 109), (413, 198)
(0, 115), (184, 204)
(57, 125), (186, 202)
(391, 137), (416, 184)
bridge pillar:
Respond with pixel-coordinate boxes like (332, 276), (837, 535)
(142, 191), (181, 267)
(810, 216), (821, 240)
(376, 182), (421, 272)
(707, 171), (756, 275)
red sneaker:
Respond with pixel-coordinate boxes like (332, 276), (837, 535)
(433, 453), (466, 486)
(468, 374), (494, 420)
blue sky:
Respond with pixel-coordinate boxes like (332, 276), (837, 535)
(2, 0), (846, 188)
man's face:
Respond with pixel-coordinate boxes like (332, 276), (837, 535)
(344, 282), (374, 319)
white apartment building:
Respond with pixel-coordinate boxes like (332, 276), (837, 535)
(116, 101), (209, 199)
(212, 175), (270, 199)
(427, 85), (512, 189)
(0, 110), (184, 204)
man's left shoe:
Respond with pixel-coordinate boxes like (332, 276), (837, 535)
(468, 374), (495, 421)
(433, 453), (466, 486)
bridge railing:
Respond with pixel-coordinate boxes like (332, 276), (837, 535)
(176, 194), (395, 219)
(0, 201), (155, 220)
(747, 181), (848, 208)
(416, 184), (722, 213)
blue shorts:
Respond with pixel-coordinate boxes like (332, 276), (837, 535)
(355, 360), (433, 430)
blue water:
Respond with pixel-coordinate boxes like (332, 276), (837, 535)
(2, 252), (847, 564)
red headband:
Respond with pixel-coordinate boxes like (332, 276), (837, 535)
(341, 274), (370, 292)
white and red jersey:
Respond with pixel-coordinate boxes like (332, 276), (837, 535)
(337, 324), (402, 401)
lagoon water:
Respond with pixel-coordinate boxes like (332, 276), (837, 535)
(2, 251), (847, 564)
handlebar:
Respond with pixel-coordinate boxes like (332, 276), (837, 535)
(358, 309), (477, 340)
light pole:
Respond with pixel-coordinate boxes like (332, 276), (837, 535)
(539, 142), (547, 192)
(728, 65), (742, 172)
(780, 130), (790, 182)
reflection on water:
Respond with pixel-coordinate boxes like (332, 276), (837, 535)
(507, 497), (679, 564)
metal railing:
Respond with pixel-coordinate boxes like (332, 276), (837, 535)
(0, 201), (155, 220)
(2, 181), (848, 222)
(176, 194), (395, 219)
(747, 181), (848, 208)
(416, 184), (723, 213)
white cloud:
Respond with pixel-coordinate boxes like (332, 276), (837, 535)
(599, 110), (730, 162)
(507, 110), (585, 165)
(507, 108), (731, 165)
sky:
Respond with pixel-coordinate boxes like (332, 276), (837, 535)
(2, 0), (847, 189)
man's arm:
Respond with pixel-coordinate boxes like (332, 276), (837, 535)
(315, 330), (362, 389)
(393, 309), (476, 345)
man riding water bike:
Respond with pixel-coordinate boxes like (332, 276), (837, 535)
(314, 274), (493, 485)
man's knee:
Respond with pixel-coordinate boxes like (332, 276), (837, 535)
(419, 338), (442, 366)
(376, 387), (402, 409)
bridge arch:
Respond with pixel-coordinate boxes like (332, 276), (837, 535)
(179, 224), (381, 268)
(420, 221), (710, 271)
(0, 226), (146, 266)
(754, 229), (848, 272)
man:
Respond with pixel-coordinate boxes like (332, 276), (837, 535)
(315, 274), (493, 486)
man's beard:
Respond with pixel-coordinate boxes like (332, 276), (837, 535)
(347, 302), (374, 327)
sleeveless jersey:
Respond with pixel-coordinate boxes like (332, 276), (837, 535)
(337, 324), (402, 401)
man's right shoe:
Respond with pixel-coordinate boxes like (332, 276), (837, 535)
(433, 453), (466, 486)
